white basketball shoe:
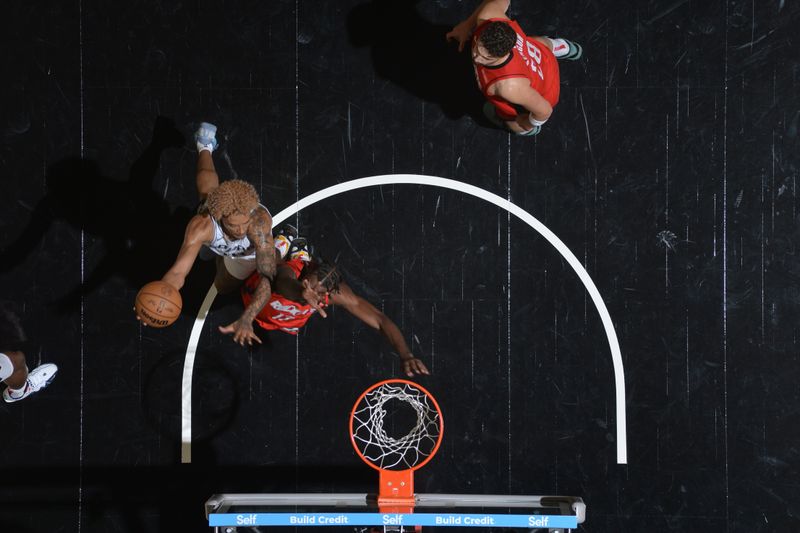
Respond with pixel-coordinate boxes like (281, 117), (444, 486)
(3, 363), (58, 403)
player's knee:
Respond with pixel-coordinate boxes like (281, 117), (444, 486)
(538, 103), (553, 121)
(6, 351), (27, 372)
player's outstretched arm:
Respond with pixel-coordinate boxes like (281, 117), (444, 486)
(249, 208), (276, 281)
(161, 215), (210, 290)
(219, 208), (278, 346)
(446, 0), (510, 51)
(331, 284), (430, 377)
(219, 276), (267, 346)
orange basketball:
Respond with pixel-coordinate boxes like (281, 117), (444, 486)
(135, 281), (182, 328)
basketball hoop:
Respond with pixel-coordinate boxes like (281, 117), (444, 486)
(349, 379), (443, 515)
(205, 378), (587, 531)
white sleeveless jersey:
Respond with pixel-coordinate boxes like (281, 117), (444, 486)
(204, 204), (270, 260)
(0, 351), (13, 381)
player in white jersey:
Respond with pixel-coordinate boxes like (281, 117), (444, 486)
(1, 306), (57, 403)
(149, 122), (277, 346)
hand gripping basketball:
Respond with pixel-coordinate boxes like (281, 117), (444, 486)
(134, 280), (182, 328)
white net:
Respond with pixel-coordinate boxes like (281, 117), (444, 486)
(351, 381), (442, 471)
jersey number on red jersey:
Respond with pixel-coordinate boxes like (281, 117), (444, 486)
(516, 37), (544, 81)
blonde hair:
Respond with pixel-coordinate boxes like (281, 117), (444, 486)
(205, 179), (260, 220)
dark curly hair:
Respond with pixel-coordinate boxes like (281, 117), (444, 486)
(479, 21), (517, 57)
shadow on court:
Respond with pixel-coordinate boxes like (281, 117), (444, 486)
(141, 348), (240, 448)
(0, 464), (373, 533)
(0, 116), (208, 317)
(346, 0), (487, 124)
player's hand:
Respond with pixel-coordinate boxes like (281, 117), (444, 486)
(133, 306), (148, 326)
(401, 356), (430, 377)
(219, 317), (262, 346)
(514, 114), (542, 136)
(301, 279), (328, 318)
(446, 21), (472, 52)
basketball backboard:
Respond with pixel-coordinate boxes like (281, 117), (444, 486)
(205, 492), (586, 532)
(206, 380), (586, 532)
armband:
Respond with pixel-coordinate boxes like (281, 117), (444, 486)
(528, 114), (548, 127)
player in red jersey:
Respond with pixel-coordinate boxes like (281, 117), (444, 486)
(447, 0), (582, 136)
(240, 255), (429, 378)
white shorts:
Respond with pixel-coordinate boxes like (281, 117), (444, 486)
(222, 256), (257, 280)
(0, 352), (14, 381)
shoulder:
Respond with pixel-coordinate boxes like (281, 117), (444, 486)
(187, 214), (214, 241)
(248, 207), (272, 232)
(277, 260), (302, 279)
(252, 205), (272, 223)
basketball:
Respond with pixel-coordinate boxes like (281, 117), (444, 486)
(134, 281), (182, 328)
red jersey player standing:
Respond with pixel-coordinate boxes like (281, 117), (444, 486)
(447, 0), (583, 136)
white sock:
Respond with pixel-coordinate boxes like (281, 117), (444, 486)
(549, 38), (571, 58)
(7, 382), (29, 398)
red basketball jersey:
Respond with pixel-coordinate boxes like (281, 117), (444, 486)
(473, 19), (560, 120)
(242, 259), (329, 335)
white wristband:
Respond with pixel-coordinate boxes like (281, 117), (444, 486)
(529, 113), (548, 127)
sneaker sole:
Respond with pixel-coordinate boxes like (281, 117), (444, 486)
(562, 40), (583, 61)
(195, 122), (219, 150)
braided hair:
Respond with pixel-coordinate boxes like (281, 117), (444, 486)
(302, 259), (343, 294)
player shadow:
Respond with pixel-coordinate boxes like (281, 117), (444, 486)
(141, 348), (239, 450)
(0, 116), (205, 316)
(346, 0), (488, 124)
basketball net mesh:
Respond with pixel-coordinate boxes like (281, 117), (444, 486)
(351, 382), (441, 470)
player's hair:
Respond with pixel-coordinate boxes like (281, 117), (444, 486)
(303, 259), (343, 294)
(479, 21), (517, 57)
(205, 180), (260, 221)
(0, 307), (27, 352)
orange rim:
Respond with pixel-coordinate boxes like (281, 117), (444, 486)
(349, 378), (444, 472)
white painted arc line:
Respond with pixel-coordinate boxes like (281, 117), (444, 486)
(273, 175), (627, 463)
(181, 174), (628, 465)
(181, 283), (217, 464)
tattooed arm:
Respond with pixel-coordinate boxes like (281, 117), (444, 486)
(218, 207), (276, 346)
(218, 274), (271, 346)
(250, 208), (276, 280)
(330, 283), (430, 377)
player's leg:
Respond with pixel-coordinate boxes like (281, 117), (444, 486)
(274, 224), (298, 260)
(533, 36), (582, 60)
(483, 102), (541, 136)
(194, 122), (220, 201)
(214, 256), (255, 294)
(274, 224), (312, 262)
(2, 351), (58, 403)
(0, 351), (25, 390)
(286, 236), (311, 262)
